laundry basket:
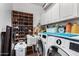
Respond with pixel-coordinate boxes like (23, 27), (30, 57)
(14, 42), (27, 56)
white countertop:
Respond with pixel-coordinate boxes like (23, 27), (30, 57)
(68, 36), (79, 40)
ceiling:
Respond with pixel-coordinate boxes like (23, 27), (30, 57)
(33, 3), (45, 7)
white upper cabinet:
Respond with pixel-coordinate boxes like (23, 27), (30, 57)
(42, 3), (59, 25)
(77, 3), (79, 16)
(40, 3), (60, 25)
(44, 12), (48, 25)
(40, 13), (45, 25)
(51, 3), (59, 22)
(59, 3), (75, 20)
(40, 4), (52, 25)
(46, 5), (52, 24)
(40, 12), (48, 25)
(40, 3), (79, 25)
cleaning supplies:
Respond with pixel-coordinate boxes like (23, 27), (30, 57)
(58, 25), (65, 33)
(46, 24), (58, 33)
(71, 17), (79, 34)
(71, 22), (79, 34)
(66, 22), (72, 33)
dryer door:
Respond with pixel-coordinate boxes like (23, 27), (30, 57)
(36, 40), (44, 56)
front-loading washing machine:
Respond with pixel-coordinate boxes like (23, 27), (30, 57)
(36, 32), (79, 56)
(47, 35), (70, 56)
(46, 33), (79, 56)
(36, 33), (48, 56)
(36, 32), (69, 56)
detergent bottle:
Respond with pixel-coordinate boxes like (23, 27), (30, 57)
(71, 23), (79, 34)
(71, 17), (79, 34)
(66, 21), (72, 33)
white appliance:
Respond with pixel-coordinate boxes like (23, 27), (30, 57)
(36, 33), (48, 56)
(47, 36), (69, 56)
(47, 34), (79, 56)
(37, 32), (79, 56)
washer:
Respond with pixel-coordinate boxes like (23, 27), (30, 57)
(37, 32), (79, 56)
(37, 32), (69, 56)
(36, 33), (47, 56)
(46, 33), (79, 56)
(47, 35), (69, 56)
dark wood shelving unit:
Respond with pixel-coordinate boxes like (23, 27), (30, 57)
(12, 10), (33, 41)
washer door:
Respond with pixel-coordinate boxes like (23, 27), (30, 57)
(47, 46), (69, 56)
(47, 46), (61, 56)
(36, 40), (43, 56)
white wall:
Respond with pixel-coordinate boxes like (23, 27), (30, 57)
(0, 3), (12, 55)
(12, 3), (44, 27)
(0, 3), (44, 54)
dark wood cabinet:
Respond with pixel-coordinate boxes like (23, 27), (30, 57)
(12, 10), (33, 41)
(1, 26), (12, 56)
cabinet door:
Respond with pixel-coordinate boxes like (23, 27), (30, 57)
(77, 3), (79, 17)
(51, 4), (59, 23)
(40, 13), (47, 25)
(40, 13), (44, 25)
(44, 13), (48, 25)
(45, 3), (59, 24)
(45, 7), (52, 24)
(41, 9), (52, 25)
(60, 3), (74, 19)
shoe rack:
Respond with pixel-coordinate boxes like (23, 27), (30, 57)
(12, 10), (33, 41)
